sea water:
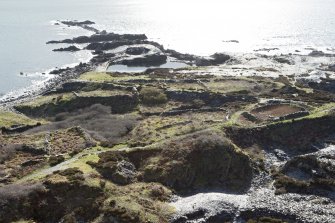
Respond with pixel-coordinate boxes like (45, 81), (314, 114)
(0, 0), (334, 97)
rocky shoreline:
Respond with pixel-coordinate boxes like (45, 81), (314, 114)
(0, 20), (335, 223)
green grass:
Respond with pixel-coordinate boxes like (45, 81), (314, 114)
(77, 89), (128, 97)
(79, 72), (116, 82)
(18, 93), (74, 107)
(0, 110), (42, 128)
(79, 71), (150, 83)
(67, 154), (100, 174)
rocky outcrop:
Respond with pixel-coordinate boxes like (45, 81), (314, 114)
(125, 46), (150, 55)
(195, 53), (231, 66)
(273, 56), (295, 65)
(61, 20), (95, 26)
(166, 90), (257, 107)
(226, 114), (335, 155)
(309, 78), (335, 93)
(47, 32), (147, 44)
(121, 53), (167, 66)
(273, 146), (335, 197)
(93, 132), (253, 194)
(53, 45), (80, 52)
(89, 151), (137, 185)
(308, 50), (335, 57)
(329, 64), (335, 72)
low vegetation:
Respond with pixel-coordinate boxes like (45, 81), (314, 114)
(2, 67), (335, 222)
(140, 87), (168, 106)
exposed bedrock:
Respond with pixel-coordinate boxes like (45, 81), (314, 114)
(86, 40), (164, 51)
(309, 77), (335, 93)
(91, 131), (253, 194)
(226, 114), (335, 155)
(273, 145), (335, 197)
(166, 90), (257, 106)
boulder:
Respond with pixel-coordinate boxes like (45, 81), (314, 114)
(90, 151), (137, 185)
(111, 160), (137, 185)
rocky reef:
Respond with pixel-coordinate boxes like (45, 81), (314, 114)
(1, 20), (335, 223)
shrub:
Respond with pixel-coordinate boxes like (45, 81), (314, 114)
(0, 144), (20, 164)
(140, 87), (168, 106)
(48, 155), (65, 166)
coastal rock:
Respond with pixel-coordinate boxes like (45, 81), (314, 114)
(329, 64), (335, 72)
(47, 32), (148, 44)
(195, 53), (231, 66)
(274, 56), (295, 65)
(211, 53), (231, 64)
(60, 20), (99, 33)
(53, 45), (80, 52)
(120, 53), (167, 66)
(164, 49), (197, 63)
(308, 78), (335, 93)
(125, 46), (150, 55)
(61, 20), (95, 26)
(308, 50), (335, 57)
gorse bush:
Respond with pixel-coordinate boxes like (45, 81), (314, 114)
(140, 87), (168, 105)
